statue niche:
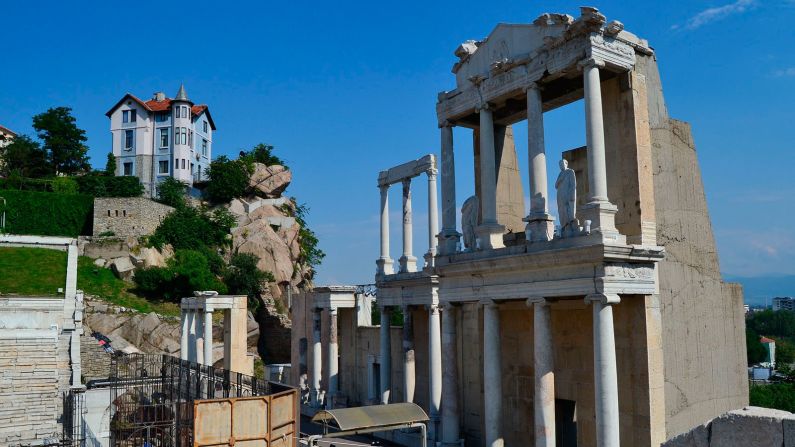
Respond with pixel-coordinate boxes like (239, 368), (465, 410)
(461, 195), (479, 251)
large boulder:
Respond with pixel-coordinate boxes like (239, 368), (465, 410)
(663, 406), (795, 447)
(110, 256), (136, 281)
(249, 164), (291, 198)
(136, 245), (173, 268)
(233, 218), (294, 285)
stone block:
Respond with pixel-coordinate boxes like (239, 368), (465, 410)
(710, 407), (792, 447)
(110, 256), (135, 281)
(784, 418), (795, 447)
(662, 423), (709, 447)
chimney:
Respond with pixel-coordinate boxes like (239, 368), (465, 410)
(153, 92), (166, 101)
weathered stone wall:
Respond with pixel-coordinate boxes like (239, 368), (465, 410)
(663, 407), (795, 447)
(92, 197), (173, 238)
(80, 333), (112, 382)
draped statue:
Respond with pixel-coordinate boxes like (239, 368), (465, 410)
(461, 195), (479, 251)
(555, 159), (577, 235)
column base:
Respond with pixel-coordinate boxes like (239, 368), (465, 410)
(579, 201), (625, 244)
(399, 255), (417, 273)
(437, 229), (461, 256)
(523, 213), (554, 242)
(423, 251), (435, 272)
(376, 257), (394, 276)
(476, 223), (505, 250)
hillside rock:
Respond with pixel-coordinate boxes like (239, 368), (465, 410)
(249, 164), (291, 198)
(110, 256), (135, 281)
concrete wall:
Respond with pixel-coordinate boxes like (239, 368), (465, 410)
(92, 197), (174, 238)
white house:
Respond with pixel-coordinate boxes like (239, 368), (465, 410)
(106, 85), (215, 197)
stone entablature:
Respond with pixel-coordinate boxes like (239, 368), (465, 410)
(93, 197), (174, 238)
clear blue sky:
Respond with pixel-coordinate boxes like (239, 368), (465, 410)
(1, 0), (793, 286)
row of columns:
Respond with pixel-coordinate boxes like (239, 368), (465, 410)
(180, 307), (214, 366)
(378, 168), (439, 275)
(438, 57), (615, 253)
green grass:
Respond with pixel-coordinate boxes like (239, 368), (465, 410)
(0, 247), (179, 317)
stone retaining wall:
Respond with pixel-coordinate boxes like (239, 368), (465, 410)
(92, 197), (173, 238)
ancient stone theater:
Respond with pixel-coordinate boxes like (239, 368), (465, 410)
(292, 7), (747, 447)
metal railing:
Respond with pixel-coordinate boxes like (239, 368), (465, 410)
(62, 387), (86, 447)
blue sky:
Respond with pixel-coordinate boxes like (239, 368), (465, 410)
(1, 0), (793, 287)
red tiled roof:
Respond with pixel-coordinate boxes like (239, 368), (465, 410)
(760, 337), (776, 344)
(0, 124), (16, 137)
(106, 94), (215, 130)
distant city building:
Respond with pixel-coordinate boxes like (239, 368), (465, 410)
(106, 85), (215, 198)
(0, 124), (16, 148)
(760, 336), (776, 367)
(772, 296), (795, 311)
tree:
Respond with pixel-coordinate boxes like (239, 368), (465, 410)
(156, 177), (188, 209)
(224, 252), (273, 299)
(747, 328), (767, 365)
(32, 107), (90, 175)
(105, 153), (117, 175)
(204, 156), (252, 204)
(0, 135), (51, 178)
(243, 143), (286, 167)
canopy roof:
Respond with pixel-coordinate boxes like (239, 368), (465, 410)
(311, 403), (428, 432)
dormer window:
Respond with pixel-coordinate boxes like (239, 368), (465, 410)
(122, 110), (136, 123)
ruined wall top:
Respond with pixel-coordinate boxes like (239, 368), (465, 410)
(437, 7), (654, 126)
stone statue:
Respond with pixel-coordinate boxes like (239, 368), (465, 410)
(461, 195), (479, 251)
(555, 159), (577, 235)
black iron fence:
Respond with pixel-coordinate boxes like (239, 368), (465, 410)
(109, 353), (289, 447)
(62, 387), (86, 447)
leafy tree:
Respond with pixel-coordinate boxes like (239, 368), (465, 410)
(778, 339), (795, 365)
(293, 202), (325, 272)
(32, 107), (90, 175)
(0, 135), (50, 178)
(750, 383), (795, 412)
(156, 177), (188, 209)
(105, 153), (117, 175)
(51, 177), (79, 194)
(148, 206), (233, 251)
(747, 328), (767, 365)
(133, 249), (227, 301)
(242, 143), (286, 167)
(224, 252), (273, 299)
(204, 156), (252, 204)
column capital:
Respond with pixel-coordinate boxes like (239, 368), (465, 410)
(426, 167), (438, 179)
(328, 306), (339, 315)
(523, 81), (542, 92)
(578, 57), (606, 70)
(476, 101), (492, 112)
(427, 303), (441, 314)
(479, 298), (499, 308)
(379, 183), (390, 193)
(585, 293), (620, 305)
(439, 120), (455, 129)
(526, 296), (549, 307)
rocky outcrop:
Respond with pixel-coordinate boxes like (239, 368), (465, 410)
(255, 290), (292, 364)
(249, 163), (291, 198)
(663, 406), (795, 447)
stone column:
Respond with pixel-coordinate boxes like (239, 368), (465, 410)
(380, 306), (393, 404)
(476, 104), (505, 250)
(428, 303), (443, 442)
(203, 307), (213, 366)
(524, 84), (554, 242)
(528, 298), (555, 447)
(377, 185), (394, 275)
(180, 309), (189, 361)
(328, 307), (339, 408)
(188, 310), (197, 362)
(196, 309), (204, 365)
(399, 179), (417, 272)
(579, 58), (619, 237)
(441, 304), (461, 446)
(482, 300), (504, 447)
(402, 306), (415, 403)
(587, 293), (621, 447)
(312, 308), (323, 407)
(425, 167), (439, 269)
(438, 123), (461, 255)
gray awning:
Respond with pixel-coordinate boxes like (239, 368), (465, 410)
(311, 403), (429, 431)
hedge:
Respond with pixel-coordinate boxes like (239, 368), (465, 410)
(75, 175), (144, 197)
(0, 189), (93, 237)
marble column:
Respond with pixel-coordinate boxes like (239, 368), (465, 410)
(580, 58), (619, 237)
(196, 309), (204, 365)
(377, 185), (394, 275)
(188, 310), (197, 362)
(587, 293), (621, 447)
(425, 168), (439, 269)
(428, 304), (443, 442)
(399, 179), (417, 272)
(312, 308), (323, 407)
(476, 104), (505, 250)
(438, 123), (461, 255)
(528, 298), (555, 447)
(524, 84), (554, 242)
(203, 307), (213, 366)
(402, 306), (415, 403)
(380, 306), (393, 404)
(441, 304), (461, 446)
(180, 310), (189, 361)
(328, 307), (339, 408)
(483, 300), (504, 447)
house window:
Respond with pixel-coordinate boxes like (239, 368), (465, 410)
(130, 110), (136, 122)
(181, 159), (186, 170)
(174, 127), (179, 145)
(181, 128), (187, 145)
(202, 139), (208, 157)
(189, 130), (193, 148)
(203, 121), (208, 133)
(174, 107), (180, 119)
(124, 130), (133, 150)
(158, 160), (169, 174)
(122, 111), (128, 122)
(183, 106), (189, 117)
(160, 128), (169, 148)
(156, 112), (168, 122)
(123, 162), (133, 176)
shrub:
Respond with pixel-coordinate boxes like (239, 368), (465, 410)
(148, 206), (232, 251)
(0, 189), (93, 236)
(75, 175), (144, 197)
(156, 177), (188, 209)
(133, 249), (227, 301)
(51, 177), (79, 194)
(205, 156), (252, 204)
(242, 143), (286, 168)
(224, 252), (273, 299)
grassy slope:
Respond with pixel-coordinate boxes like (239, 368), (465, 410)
(0, 247), (179, 316)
